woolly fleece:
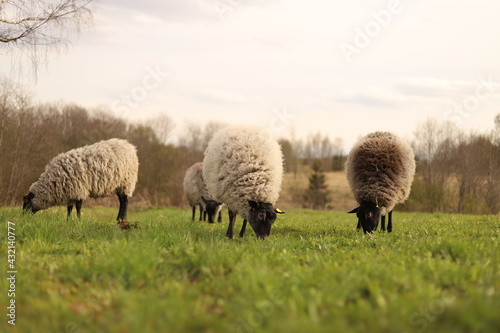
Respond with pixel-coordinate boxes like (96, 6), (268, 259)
(183, 162), (214, 208)
(345, 131), (415, 214)
(29, 138), (139, 210)
(203, 125), (283, 220)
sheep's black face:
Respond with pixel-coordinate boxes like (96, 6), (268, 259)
(201, 196), (222, 224)
(348, 201), (382, 233)
(248, 201), (278, 239)
(22, 192), (39, 214)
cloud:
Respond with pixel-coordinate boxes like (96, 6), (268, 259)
(396, 77), (484, 98)
(337, 86), (406, 108)
(187, 87), (248, 105)
(101, 0), (285, 23)
(103, 0), (215, 22)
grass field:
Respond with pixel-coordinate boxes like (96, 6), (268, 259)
(1, 206), (499, 333)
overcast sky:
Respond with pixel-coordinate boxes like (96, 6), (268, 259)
(1, 0), (499, 149)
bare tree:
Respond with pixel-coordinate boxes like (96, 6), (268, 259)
(178, 121), (203, 153)
(493, 113), (500, 146)
(0, 78), (37, 205)
(144, 114), (176, 145)
(453, 133), (499, 214)
(413, 118), (458, 179)
(279, 138), (298, 174)
(412, 118), (460, 212)
(1, 0), (95, 76)
(178, 120), (227, 164)
(331, 137), (344, 171)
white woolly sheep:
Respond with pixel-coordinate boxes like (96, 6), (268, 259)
(345, 131), (415, 233)
(183, 162), (222, 223)
(203, 125), (285, 239)
(23, 138), (139, 221)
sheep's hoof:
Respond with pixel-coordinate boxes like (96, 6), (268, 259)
(116, 221), (140, 230)
(117, 221), (131, 230)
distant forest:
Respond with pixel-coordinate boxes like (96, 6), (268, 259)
(1, 79), (499, 214)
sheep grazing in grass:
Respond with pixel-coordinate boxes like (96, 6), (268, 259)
(203, 125), (285, 239)
(23, 138), (139, 221)
(345, 131), (415, 233)
(183, 162), (222, 224)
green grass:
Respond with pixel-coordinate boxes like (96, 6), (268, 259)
(1, 207), (499, 333)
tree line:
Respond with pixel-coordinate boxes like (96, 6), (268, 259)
(1, 79), (499, 214)
(407, 117), (500, 214)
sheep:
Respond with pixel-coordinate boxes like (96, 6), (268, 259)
(23, 138), (139, 221)
(345, 131), (415, 233)
(183, 162), (223, 224)
(202, 125), (285, 239)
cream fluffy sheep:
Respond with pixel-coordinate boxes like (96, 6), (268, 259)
(183, 162), (222, 223)
(345, 131), (415, 233)
(23, 138), (139, 221)
(203, 125), (284, 239)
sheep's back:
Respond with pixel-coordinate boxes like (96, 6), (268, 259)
(32, 139), (138, 204)
(203, 125), (283, 218)
(183, 162), (211, 207)
(346, 132), (415, 211)
(83, 139), (138, 198)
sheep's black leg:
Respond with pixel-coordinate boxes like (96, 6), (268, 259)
(117, 193), (128, 221)
(226, 210), (237, 239)
(75, 200), (83, 219)
(381, 215), (386, 231)
(356, 220), (361, 230)
(203, 210), (207, 222)
(387, 211), (393, 233)
(67, 205), (73, 220)
(191, 206), (196, 221)
(239, 219), (247, 238)
(198, 205), (203, 221)
(218, 210), (222, 223)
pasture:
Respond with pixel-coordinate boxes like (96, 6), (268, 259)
(1, 206), (499, 333)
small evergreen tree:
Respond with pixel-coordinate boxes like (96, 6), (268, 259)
(303, 160), (331, 210)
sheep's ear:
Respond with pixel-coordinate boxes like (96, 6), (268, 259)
(248, 200), (258, 209)
(23, 192), (34, 200)
(275, 208), (285, 214)
(201, 196), (208, 204)
(348, 207), (359, 214)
